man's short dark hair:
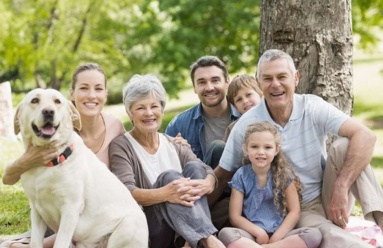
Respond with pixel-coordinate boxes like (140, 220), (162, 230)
(190, 55), (228, 85)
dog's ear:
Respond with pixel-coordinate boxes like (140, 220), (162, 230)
(67, 100), (82, 132)
(13, 102), (23, 135)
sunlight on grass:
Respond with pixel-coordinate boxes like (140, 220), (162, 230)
(353, 59), (383, 106)
(353, 100), (383, 121)
(0, 138), (23, 167)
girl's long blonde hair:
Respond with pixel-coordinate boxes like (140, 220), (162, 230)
(242, 121), (302, 216)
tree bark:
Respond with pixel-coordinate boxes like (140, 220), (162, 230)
(259, 0), (353, 115)
(0, 82), (16, 140)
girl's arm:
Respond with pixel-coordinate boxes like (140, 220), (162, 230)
(269, 182), (301, 243)
(229, 188), (269, 244)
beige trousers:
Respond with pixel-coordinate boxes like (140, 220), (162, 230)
(298, 137), (383, 248)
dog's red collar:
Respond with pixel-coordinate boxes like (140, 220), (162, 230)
(45, 144), (74, 167)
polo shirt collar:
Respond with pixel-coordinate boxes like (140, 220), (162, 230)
(290, 94), (305, 121)
(261, 94), (304, 124)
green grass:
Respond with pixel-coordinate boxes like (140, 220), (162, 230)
(0, 189), (30, 235)
(0, 138), (30, 236)
(372, 156), (383, 168)
(1, 59), (383, 238)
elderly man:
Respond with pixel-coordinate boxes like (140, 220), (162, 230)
(212, 49), (383, 247)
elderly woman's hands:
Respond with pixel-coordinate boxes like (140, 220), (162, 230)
(164, 176), (216, 207)
(164, 178), (200, 207)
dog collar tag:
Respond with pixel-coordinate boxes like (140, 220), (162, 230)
(45, 144), (74, 167)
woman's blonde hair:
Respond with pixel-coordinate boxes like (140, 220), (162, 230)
(71, 63), (107, 89)
(242, 121), (302, 216)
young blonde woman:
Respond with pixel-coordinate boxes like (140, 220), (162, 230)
(1, 63), (124, 248)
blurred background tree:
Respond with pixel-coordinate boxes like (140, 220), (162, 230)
(259, 0), (354, 114)
(0, 0), (382, 102)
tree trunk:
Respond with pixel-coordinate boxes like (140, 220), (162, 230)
(259, 0), (353, 115)
(0, 82), (16, 140)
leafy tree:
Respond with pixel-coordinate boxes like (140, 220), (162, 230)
(151, 0), (261, 96)
(0, 0), (139, 92)
(0, 0), (382, 98)
(0, 0), (94, 89)
(352, 0), (383, 50)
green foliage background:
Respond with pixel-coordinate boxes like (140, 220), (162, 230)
(1, 0), (382, 102)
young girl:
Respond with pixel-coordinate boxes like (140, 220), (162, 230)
(223, 74), (263, 141)
(218, 121), (322, 248)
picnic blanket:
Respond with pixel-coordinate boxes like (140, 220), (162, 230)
(346, 217), (383, 247)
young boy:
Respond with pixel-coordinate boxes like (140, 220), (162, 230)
(223, 74), (263, 141)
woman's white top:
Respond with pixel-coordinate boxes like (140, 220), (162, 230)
(125, 132), (182, 184)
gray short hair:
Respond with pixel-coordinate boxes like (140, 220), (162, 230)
(122, 74), (167, 115)
(256, 49), (296, 79)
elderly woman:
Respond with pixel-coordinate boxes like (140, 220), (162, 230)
(109, 74), (225, 248)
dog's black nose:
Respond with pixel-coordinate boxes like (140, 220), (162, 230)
(42, 108), (55, 121)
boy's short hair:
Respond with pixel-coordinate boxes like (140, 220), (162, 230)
(227, 74), (263, 105)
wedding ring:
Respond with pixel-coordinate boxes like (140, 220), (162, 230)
(338, 216), (343, 220)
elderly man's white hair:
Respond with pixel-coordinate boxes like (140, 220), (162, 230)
(256, 49), (297, 79)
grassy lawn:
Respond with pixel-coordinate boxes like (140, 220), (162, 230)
(0, 58), (382, 238)
(0, 138), (30, 236)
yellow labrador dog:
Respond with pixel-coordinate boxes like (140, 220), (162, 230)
(14, 88), (148, 248)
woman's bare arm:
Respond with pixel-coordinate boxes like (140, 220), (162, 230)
(2, 145), (57, 185)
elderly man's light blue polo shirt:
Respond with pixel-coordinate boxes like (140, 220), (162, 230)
(220, 94), (349, 204)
